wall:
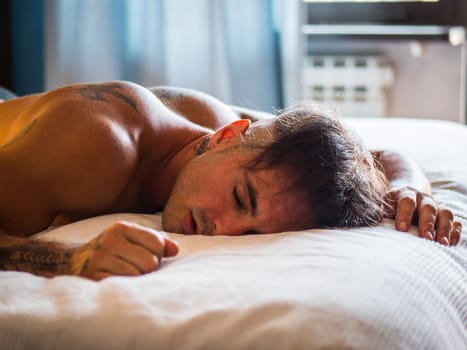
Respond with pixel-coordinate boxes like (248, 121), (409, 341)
(306, 39), (465, 123)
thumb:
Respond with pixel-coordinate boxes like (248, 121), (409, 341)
(163, 237), (179, 257)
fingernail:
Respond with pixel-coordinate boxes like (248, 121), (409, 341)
(424, 230), (434, 240)
(399, 221), (408, 231)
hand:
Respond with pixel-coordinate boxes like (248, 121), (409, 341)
(68, 221), (179, 280)
(385, 186), (462, 246)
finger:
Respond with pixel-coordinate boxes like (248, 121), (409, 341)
(99, 254), (142, 276)
(417, 195), (438, 241)
(395, 190), (417, 231)
(99, 236), (159, 274)
(449, 221), (462, 246)
(163, 237), (179, 257)
(92, 272), (114, 281)
(82, 251), (141, 279)
(434, 208), (453, 245)
(109, 221), (168, 259)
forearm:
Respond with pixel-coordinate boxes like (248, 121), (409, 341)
(0, 232), (77, 277)
(373, 150), (431, 193)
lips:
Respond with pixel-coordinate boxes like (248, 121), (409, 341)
(183, 212), (197, 235)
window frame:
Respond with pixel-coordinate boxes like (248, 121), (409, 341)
(305, 0), (461, 26)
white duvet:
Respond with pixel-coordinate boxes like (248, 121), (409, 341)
(1, 118), (466, 350)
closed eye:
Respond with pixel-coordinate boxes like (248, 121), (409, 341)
(233, 186), (244, 210)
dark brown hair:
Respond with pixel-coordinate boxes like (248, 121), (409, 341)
(245, 102), (388, 229)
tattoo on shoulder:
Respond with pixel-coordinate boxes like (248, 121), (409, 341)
(76, 83), (138, 112)
(153, 88), (185, 102)
(1, 119), (37, 149)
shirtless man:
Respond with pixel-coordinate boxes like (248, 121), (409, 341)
(0, 81), (462, 280)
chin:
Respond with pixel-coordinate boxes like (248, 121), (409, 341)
(161, 208), (180, 233)
(161, 209), (172, 231)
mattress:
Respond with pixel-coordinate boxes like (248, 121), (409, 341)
(0, 117), (466, 350)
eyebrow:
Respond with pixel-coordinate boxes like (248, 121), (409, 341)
(244, 172), (257, 217)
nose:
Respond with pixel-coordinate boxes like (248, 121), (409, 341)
(211, 212), (252, 236)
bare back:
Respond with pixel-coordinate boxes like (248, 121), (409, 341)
(0, 81), (240, 236)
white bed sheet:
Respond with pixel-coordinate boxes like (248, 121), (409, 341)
(0, 118), (466, 350)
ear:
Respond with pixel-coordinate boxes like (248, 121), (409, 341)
(208, 119), (250, 149)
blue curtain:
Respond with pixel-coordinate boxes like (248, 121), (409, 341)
(10, 0), (45, 95)
(45, 0), (282, 111)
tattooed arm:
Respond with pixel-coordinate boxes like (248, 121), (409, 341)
(0, 232), (75, 277)
(0, 221), (179, 280)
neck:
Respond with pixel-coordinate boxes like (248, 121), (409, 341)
(167, 133), (210, 176)
(141, 126), (212, 210)
(195, 135), (211, 155)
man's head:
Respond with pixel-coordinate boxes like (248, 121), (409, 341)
(244, 102), (387, 229)
(162, 102), (387, 235)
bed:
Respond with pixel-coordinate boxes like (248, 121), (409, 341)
(0, 117), (466, 350)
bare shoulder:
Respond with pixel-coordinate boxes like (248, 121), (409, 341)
(43, 80), (148, 116)
(0, 82), (146, 235)
(5, 82), (144, 165)
(147, 86), (240, 130)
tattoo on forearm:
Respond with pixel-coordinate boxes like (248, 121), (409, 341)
(0, 234), (74, 277)
(69, 235), (101, 276)
(76, 83), (138, 112)
(1, 119), (37, 149)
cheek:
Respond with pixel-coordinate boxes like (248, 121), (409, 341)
(193, 176), (227, 208)
(173, 166), (218, 205)
(170, 153), (239, 212)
